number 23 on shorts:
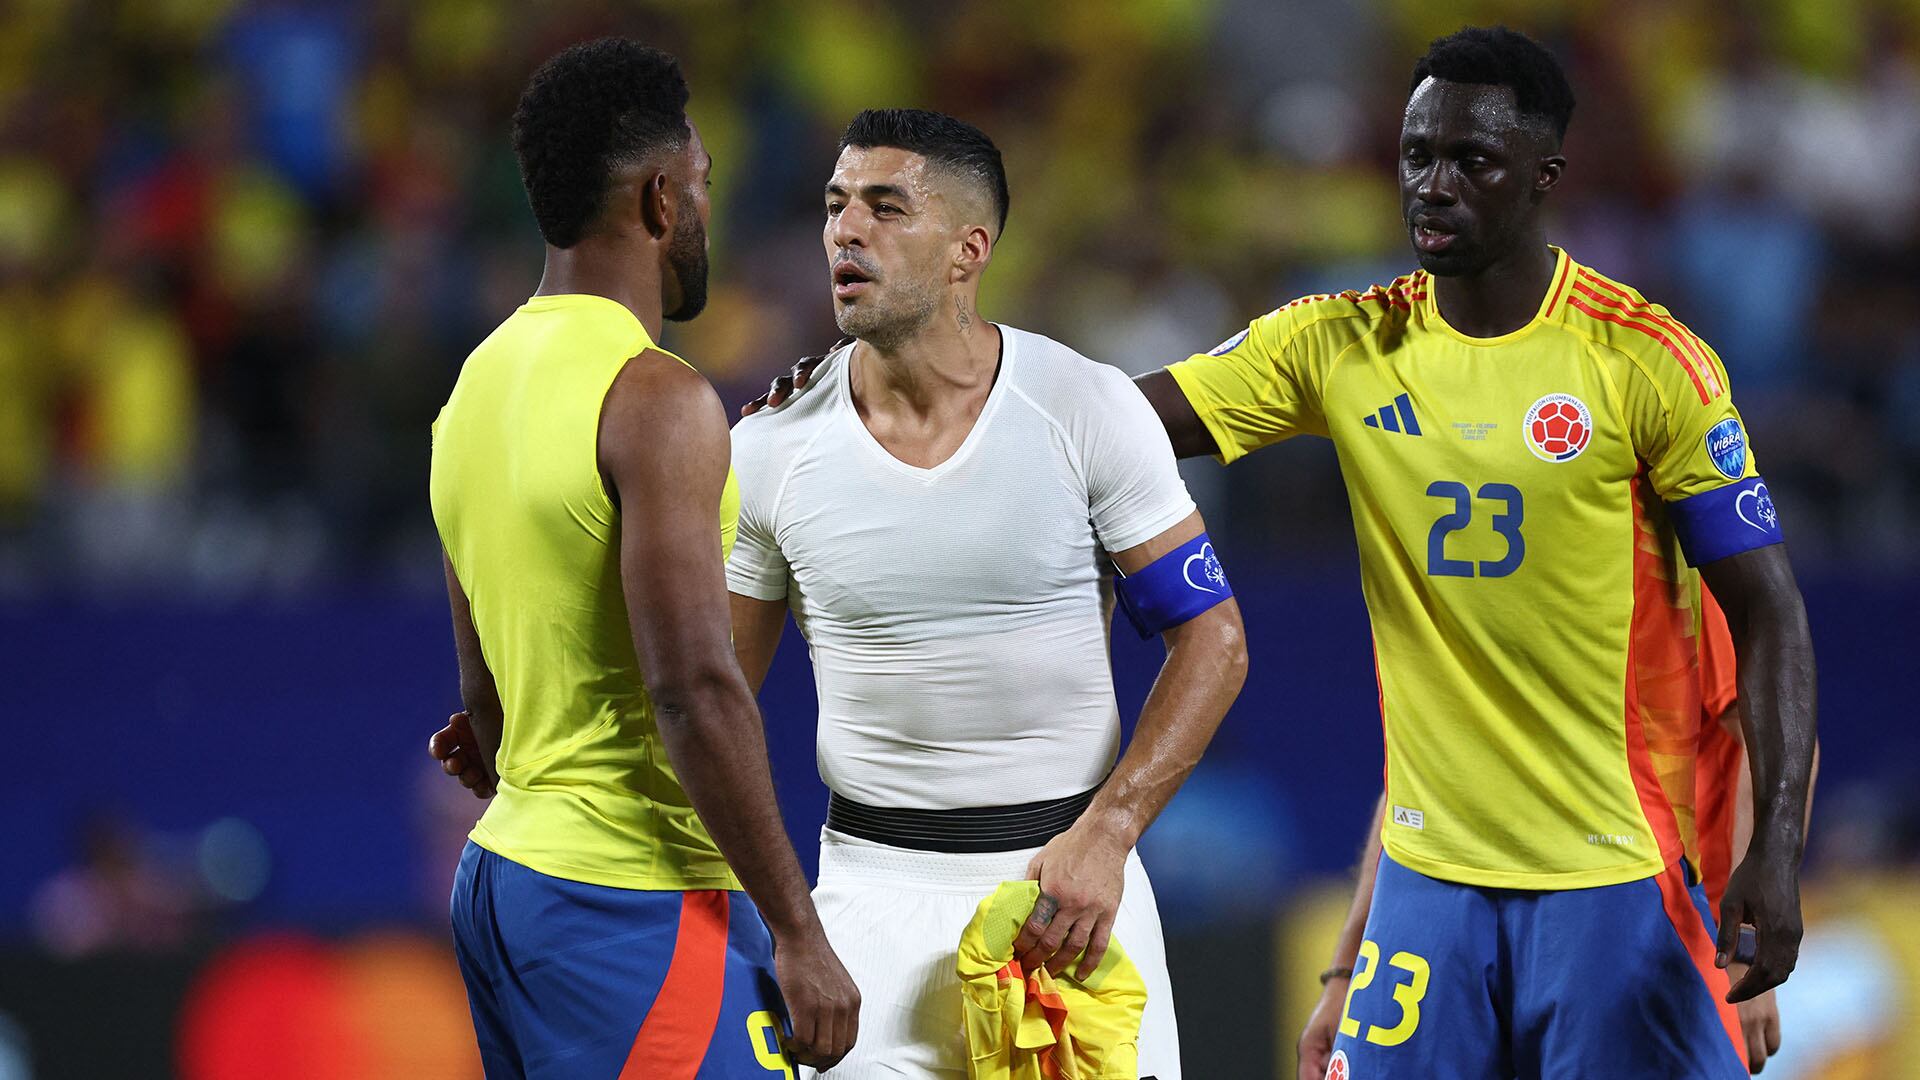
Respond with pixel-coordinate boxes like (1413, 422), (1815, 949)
(1336, 940), (1433, 1047)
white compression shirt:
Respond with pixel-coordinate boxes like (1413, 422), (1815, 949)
(727, 326), (1196, 808)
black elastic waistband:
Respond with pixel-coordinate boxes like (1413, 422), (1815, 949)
(825, 783), (1102, 853)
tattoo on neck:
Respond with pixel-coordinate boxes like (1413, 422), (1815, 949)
(956, 306), (971, 332)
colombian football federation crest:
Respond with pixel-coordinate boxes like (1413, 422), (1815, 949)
(1706, 418), (1748, 480)
(1325, 1048), (1352, 1080)
(1522, 393), (1593, 462)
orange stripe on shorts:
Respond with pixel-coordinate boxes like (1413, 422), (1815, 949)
(1652, 862), (1744, 1064)
(620, 890), (731, 1079)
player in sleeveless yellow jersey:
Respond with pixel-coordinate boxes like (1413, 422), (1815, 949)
(1131, 27), (1818, 1079)
(427, 39), (856, 1077)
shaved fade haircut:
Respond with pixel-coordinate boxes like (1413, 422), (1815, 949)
(839, 108), (1010, 236)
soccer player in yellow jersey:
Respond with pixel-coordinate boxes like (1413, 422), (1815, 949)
(428, 40), (856, 1076)
(1130, 26), (1819, 1078)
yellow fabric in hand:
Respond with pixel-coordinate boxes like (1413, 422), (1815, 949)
(956, 881), (1147, 1080)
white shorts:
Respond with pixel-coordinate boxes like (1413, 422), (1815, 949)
(800, 827), (1180, 1079)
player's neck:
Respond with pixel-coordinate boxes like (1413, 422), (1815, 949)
(1432, 241), (1558, 339)
(533, 240), (667, 342)
(852, 300), (1001, 417)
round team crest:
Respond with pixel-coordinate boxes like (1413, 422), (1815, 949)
(1523, 393), (1593, 462)
(1325, 1049), (1352, 1080)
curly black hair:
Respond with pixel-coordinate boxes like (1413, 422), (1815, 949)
(1410, 26), (1576, 142)
(512, 38), (690, 249)
(840, 108), (1009, 236)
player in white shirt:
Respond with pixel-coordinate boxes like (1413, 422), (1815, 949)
(432, 109), (1247, 1078)
(728, 109), (1247, 1079)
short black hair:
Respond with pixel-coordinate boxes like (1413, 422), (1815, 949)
(1410, 26), (1576, 141)
(512, 38), (691, 249)
(839, 108), (1009, 236)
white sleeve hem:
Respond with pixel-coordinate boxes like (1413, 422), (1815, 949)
(725, 571), (788, 602)
(1097, 495), (1198, 554)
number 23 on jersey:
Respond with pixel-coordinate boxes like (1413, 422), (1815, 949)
(1427, 482), (1524, 578)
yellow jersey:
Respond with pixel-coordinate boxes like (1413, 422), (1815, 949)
(430, 293), (742, 891)
(958, 881), (1147, 1080)
(1170, 248), (1784, 889)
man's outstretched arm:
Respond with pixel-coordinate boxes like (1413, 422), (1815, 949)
(603, 351), (858, 1069)
(1699, 544), (1817, 1003)
(1133, 370), (1218, 460)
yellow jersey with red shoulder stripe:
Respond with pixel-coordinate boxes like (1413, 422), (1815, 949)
(1169, 247), (1785, 889)
(430, 293), (742, 892)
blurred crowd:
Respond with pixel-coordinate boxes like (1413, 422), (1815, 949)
(4, 0), (1920, 592)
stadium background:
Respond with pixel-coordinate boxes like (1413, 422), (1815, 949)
(3, 0), (1919, 1075)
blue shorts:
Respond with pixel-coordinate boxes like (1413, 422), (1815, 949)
(451, 841), (792, 1079)
(1328, 853), (1745, 1079)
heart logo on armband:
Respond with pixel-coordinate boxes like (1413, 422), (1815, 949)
(1736, 481), (1778, 532)
(1183, 543), (1226, 593)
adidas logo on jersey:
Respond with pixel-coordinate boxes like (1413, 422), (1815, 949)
(1362, 393), (1422, 435)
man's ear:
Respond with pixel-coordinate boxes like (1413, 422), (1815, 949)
(640, 169), (675, 240)
(953, 223), (994, 283)
(1536, 153), (1566, 196)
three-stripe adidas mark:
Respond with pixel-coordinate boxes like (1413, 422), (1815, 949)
(1363, 393), (1422, 435)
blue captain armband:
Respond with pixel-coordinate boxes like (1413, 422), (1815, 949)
(1113, 532), (1233, 638)
(1668, 476), (1786, 566)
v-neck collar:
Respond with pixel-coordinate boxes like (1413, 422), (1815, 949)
(839, 326), (1016, 481)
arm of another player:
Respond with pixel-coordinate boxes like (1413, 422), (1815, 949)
(737, 347), (840, 417)
(1132, 309), (1338, 460)
(1298, 794), (1386, 1080)
(1698, 545), (1817, 1004)
(1014, 509), (1249, 979)
(1134, 370), (1219, 460)
(436, 550), (501, 799)
(730, 592), (787, 695)
(605, 352), (858, 1069)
